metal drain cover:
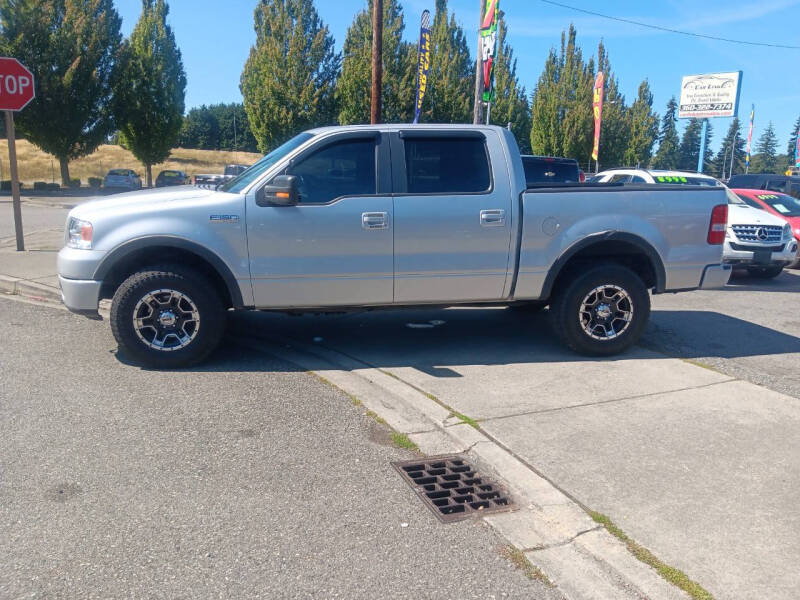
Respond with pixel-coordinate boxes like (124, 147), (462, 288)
(392, 455), (515, 523)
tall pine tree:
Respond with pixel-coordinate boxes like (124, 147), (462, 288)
(336, 0), (415, 124)
(0, 0), (123, 184)
(241, 0), (340, 151)
(487, 11), (531, 153)
(653, 97), (680, 169)
(423, 0), (472, 123)
(678, 119), (713, 172)
(595, 42), (627, 170)
(752, 122), (779, 173)
(787, 115), (800, 167)
(709, 118), (744, 178)
(623, 80), (658, 167)
(116, 0), (186, 187)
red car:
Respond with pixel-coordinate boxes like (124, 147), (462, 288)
(733, 188), (800, 268)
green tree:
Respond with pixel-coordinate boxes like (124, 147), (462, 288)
(179, 105), (218, 149)
(178, 104), (258, 152)
(529, 47), (560, 156)
(0, 0), (123, 184)
(116, 0), (186, 187)
(709, 118), (745, 178)
(422, 0), (472, 123)
(786, 115), (800, 168)
(241, 0), (340, 152)
(623, 80), (658, 167)
(653, 97), (680, 169)
(752, 121), (779, 173)
(336, 0), (416, 124)
(678, 119), (713, 172)
(487, 12), (531, 153)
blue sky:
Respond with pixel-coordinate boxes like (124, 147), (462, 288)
(116, 0), (800, 153)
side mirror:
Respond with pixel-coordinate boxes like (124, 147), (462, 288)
(256, 175), (299, 207)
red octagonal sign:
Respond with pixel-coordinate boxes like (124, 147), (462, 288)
(0, 57), (35, 111)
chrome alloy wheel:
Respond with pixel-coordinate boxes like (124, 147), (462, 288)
(578, 284), (634, 341)
(132, 289), (201, 351)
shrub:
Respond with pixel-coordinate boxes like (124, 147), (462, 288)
(0, 180), (24, 191)
(88, 177), (102, 189)
(46, 182), (60, 191)
(33, 181), (48, 190)
(68, 178), (81, 188)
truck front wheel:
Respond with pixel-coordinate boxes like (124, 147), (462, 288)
(110, 266), (226, 368)
(549, 264), (650, 356)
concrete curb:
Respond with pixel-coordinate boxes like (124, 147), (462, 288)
(231, 332), (690, 600)
(0, 274), (62, 304)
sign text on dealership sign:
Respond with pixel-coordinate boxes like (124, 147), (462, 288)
(678, 71), (742, 119)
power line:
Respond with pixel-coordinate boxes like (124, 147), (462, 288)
(538, 0), (800, 50)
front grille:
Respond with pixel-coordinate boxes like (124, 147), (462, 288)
(732, 224), (783, 243)
(729, 242), (785, 252)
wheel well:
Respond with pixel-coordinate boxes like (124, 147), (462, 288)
(98, 246), (234, 308)
(550, 240), (659, 296)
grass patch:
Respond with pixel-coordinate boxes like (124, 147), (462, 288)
(587, 510), (714, 600)
(365, 410), (387, 426)
(450, 410), (480, 430)
(4, 139), (262, 185)
(390, 432), (419, 451)
(680, 358), (723, 374)
(499, 546), (552, 586)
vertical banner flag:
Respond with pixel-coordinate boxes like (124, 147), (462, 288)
(413, 10), (431, 124)
(480, 0), (498, 103)
(795, 128), (800, 168)
(591, 71), (604, 162)
(746, 104), (755, 169)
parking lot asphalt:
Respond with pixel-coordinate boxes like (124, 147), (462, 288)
(0, 297), (560, 600)
(230, 271), (800, 600)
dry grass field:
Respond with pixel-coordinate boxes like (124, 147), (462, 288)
(0, 139), (262, 186)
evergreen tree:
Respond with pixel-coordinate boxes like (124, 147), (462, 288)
(0, 0), (123, 184)
(423, 0), (472, 123)
(678, 119), (712, 172)
(241, 0), (340, 151)
(753, 121), (779, 173)
(116, 0), (186, 187)
(178, 104), (258, 152)
(336, 0), (415, 124)
(653, 97), (680, 169)
(529, 47), (560, 157)
(709, 118), (745, 178)
(623, 80), (658, 167)
(179, 105), (219, 149)
(787, 115), (800, 167)
(487, 12), (531, 153)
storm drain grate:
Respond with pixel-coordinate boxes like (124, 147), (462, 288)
(392, 455), (515, 523)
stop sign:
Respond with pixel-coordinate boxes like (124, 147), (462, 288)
(0, 57), (35, 111)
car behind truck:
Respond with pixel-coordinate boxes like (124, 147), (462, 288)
(58, 125), (730, 367)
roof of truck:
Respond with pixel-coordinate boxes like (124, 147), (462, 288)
(307, 123), (508, 134)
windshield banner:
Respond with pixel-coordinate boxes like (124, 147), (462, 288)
(480, 0), (498, 103)
(591, 71), (604, 162)
(413, 10), (431, 124)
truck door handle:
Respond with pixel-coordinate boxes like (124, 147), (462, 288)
(362, 212), (389, 230)
(480, 209), (506, 227)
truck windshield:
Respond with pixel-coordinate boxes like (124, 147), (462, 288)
(219, 133), (314, 193)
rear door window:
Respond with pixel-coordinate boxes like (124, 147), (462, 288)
(609, 174), (632, 183)
(766, 180), (786, 192)
(404, 137), (491, 194)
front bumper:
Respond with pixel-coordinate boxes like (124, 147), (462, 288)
(722, 238), (798, 267)
(699, 264), (732, 289)
(59, 275), (102, 316)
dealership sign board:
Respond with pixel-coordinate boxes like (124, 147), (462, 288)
(678, 71), (742, 119)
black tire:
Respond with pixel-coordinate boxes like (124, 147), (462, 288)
(110, 265), (226, 368)
(746, 265), (783, 279)
(549, 263), (650, 356)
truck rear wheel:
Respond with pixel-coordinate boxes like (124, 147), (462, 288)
(110, 265), (226, 368)
(549, 264), (650, 356)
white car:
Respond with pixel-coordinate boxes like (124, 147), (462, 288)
(593, 169), (795, 277)
(103, 168), (142, 191)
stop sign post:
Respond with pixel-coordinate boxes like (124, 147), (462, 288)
(1, 57), (35, 252)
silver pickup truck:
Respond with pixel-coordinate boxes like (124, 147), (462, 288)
(58, 124), (731, 367)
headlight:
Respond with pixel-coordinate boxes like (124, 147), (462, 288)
(67, 217), (93, 249)
(783, 223), (793, 241)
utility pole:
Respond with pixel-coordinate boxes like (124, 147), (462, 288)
(370, 0), (383, 125)
(472, 0), (486, 124)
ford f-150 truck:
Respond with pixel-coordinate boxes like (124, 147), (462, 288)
(58, 125), (731, 367)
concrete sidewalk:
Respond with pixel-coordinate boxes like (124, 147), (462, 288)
(0, 229), (62, 303)
(230, 307), (800, 600)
